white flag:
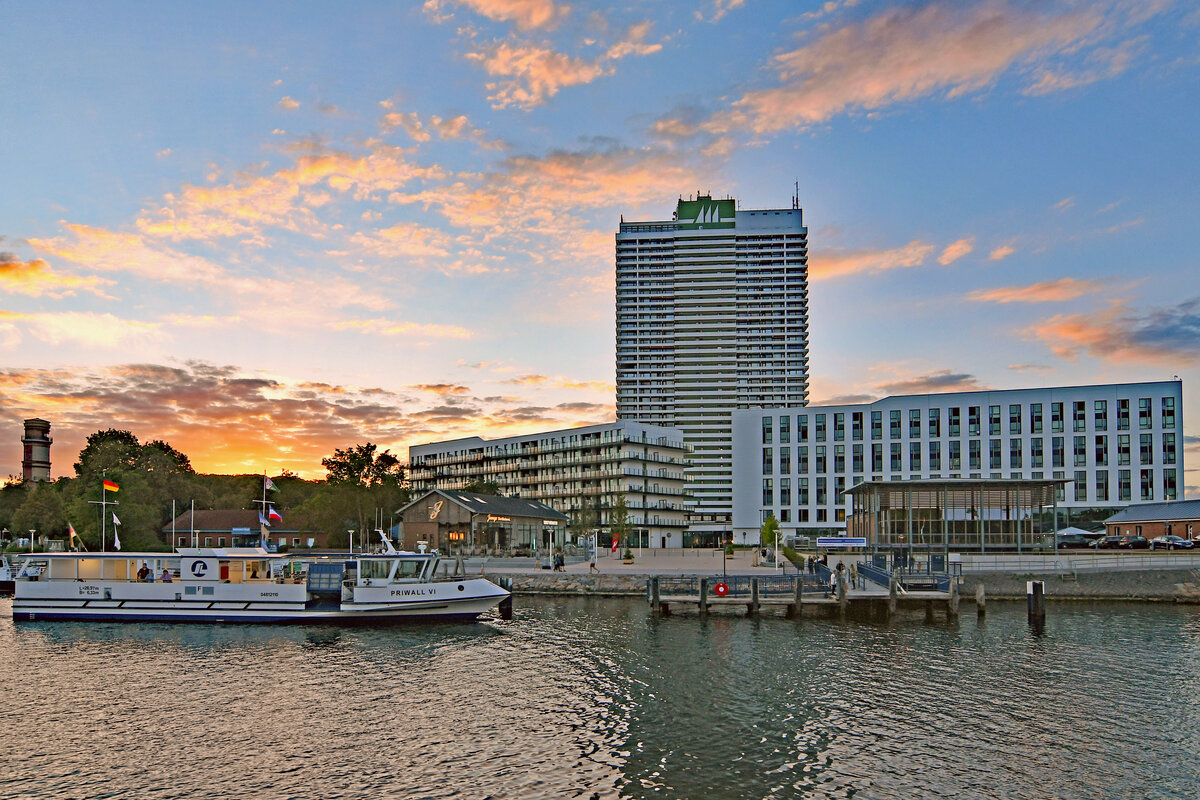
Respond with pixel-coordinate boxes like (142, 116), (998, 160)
(112, 513), (121, 526)
(113, 529), (122, 551)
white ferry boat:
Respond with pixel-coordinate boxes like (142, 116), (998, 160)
(11, 547), (510, 624)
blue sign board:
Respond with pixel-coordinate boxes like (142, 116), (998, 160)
(817, 537), (867, 548)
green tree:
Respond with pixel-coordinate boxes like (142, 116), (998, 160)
(462, 478), (500, 495)
(74, 429), (142, 476)
(609, 495), (631, 552)
(12, 482), (68, 545)
(321, 443), (405, 487)
(760, 514), (780, 547)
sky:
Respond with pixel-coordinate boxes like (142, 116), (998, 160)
(2, 0), (1198, 494)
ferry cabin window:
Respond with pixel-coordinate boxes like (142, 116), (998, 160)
(362, 560), (393, 580)
(395, 559), (425, 579)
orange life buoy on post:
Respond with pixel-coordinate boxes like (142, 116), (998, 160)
(714, 582), (729, 596)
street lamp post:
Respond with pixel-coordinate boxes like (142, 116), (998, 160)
(29, 529), (36, 553)
(348, 529), (355, 554)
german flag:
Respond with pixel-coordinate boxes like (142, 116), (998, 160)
(102, 479), (120, 492)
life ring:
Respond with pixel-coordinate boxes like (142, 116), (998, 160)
(714, 582), (729, 596)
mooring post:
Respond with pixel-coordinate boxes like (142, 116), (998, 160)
(837, 573), (848, 617)
(750, 578), (760, 617)
(1027, 580), (1046, 624)
(976, 583), (986, 618)
(699, 577), (709, 617)
(497, 576), (513, 620)
(948, 580), (960, 619)
(887, 571), (898, 618)
(787, 575), (803, 619)
(925, 599), (935, 622)
(650, 576), (661, 614)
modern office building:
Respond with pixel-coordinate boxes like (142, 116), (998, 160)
(731, 381), (1185, 544)
(408, 420), (691, 547)
(616, 193), (808, 542)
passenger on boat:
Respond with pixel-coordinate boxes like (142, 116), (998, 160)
(160, 569), (173, 583)
(137, 565), (151, 582)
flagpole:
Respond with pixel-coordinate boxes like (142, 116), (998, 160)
(101, 470), (107, 552)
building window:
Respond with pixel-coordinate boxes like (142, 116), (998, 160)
(798, 446), (809, 473)
(816, 446), (827, 473)
(1162, 397), (1176, 429)
(1010, 439), (1022, 469)
(834, 413), (845, 442)
(1031, 438), (1043, 468)
(1053, 471), (1065, 502)
(1052, 437), (1065, 469)
(1030, 403), (1043, 434)
(780, 478), (791, 506)
(799, 415), (809, 442)
(1140, 433), (1153, 465)
(890, 410), (901, 440)
(890, 443), (902, 472)
(968, 406), (980, 437)
(1051, 402), (1064, 433)
(218, 537), (226, 547)
(763, 479), (773, 505)
(969, 440), (981, 471)
(910, 442), (921, 471)
(871, 411), (882, 440)
(816, 477), (827, 505)
(779, 447), (791, 474)
(835, 477), (846, 505)
(816, 414), (827, 442)
(780, 509), (790, 523)
(1073, 401), (1086, 432)
(292, 538), (300, 547)
(910, 409), (921, 439)
(834, 445), (845, 474)
(779, 415), (790, 444)
(762, 447), (773, 475)
(1164, 433), (1176, 465)
(1140, 469), (1154, 501)
(1074, 471), (1087, 502)
(949, 440), (961, 470)
(204, 537), (212, 546)
(1095, 435), (1108, 466)
(929, 441), (942, 471)
(1008, 404), (1021, 435)
(1094, 400), (1107, 431)
(1118, 434), (1131, 465)
(989, 439), (1001, 470)
(1139, 398), (1152, 429)
(949, 407), (961, 437)
(929, 408), (941, 438)
(1118, 470), (1131, 501)
(853, 444), (864, 473)
(762, 417), (772, 444)
(989, 405), (1001, 436)
(1073, 436), (1087, 467)
(872, 443), (883, 472)
(1165, 469), (1178, 501)
(799, 478), (809, 505)
(1096, 471), (1109, 502)
(852, 412), (863, 441)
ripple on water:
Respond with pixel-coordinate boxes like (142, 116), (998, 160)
(2, 598), (1200, 799)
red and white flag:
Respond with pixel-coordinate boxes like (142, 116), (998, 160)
(611, 537), (618, 553)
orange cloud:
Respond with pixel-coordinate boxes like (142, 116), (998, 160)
(707, 1), (1137, 135)
(277, 96), (301, 111)
(0, 253), (111, 298)
(809, 240), (935, 281)
(968, 277), (1107, 304)
(938, 237), (975, 265)
(466, 42), (611, 109)
(874, 369), (984, 396)
(427, 0), (567, 31)
(4, 311), (159, 348)
(330, 318), (473, 339)
(1025, 299), (1200, 366)
(989, 244), (1016, 261)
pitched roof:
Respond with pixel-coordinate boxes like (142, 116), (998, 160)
(1105, 500), (1200, 524)
(160, 508), (315, 533)
(399, 489), (567, 521)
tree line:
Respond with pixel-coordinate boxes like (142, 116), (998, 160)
(1, 430), (410, 552)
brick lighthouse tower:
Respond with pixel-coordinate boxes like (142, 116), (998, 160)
(21, 418), (52, 482)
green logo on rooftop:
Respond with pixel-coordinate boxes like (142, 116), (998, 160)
(675, 195), (735, 229)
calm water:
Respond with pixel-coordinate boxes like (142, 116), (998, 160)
(3, 596), (1200, 800)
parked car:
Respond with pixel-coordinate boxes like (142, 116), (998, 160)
(1091, 535), (1124, 549)
(1119, 536), (1150, 549)
(1056, 534), (1093, 549)
(1149, 535), (1196, 551)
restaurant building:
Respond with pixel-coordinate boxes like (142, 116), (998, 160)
(396, 489), (568, 556)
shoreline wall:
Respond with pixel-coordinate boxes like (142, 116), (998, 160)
(492, 569), (1200, 602)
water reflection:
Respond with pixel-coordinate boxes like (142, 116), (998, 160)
(2, 597), (1200, 799)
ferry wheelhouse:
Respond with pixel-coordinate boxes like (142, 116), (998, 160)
(11, 547), (509, 624)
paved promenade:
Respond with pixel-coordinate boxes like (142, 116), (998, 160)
(471, 548), (813, 577)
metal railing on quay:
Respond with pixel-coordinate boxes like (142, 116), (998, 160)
(961, 552), (1200, 574)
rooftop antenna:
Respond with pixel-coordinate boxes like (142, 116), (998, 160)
(793, 180), (800, 209)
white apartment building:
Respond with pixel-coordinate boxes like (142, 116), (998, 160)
(407, 421), (691, 547)
(616, 193), (809, 542)
(731, 381), (1185, 543)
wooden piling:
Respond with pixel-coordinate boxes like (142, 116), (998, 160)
(699, 577), (709, 617)
(948, 580), (960, 619)
(750, 578), (760, 617)
(925, 599), (935, 622)
(650, 576), (661, 614)
(837, 573), (847, 617)
(976, 584), (986, 618)
(787, 575), (803, 619)
(1027, 580), (1046, 624)
(497, 577), (513, 620)
(887, 572), (898, 619)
